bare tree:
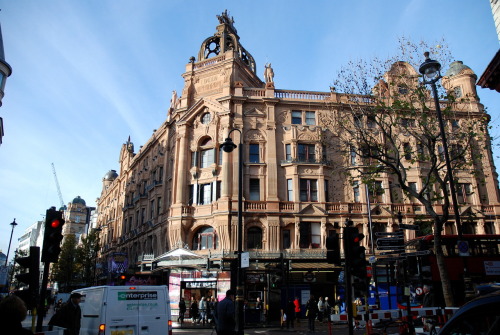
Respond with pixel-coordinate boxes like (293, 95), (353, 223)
(329, 37), (491, 306)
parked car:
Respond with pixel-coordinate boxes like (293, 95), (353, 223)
(438, 291), (500, 334)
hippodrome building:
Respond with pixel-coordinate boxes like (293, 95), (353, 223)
(95, 11), (500, 319)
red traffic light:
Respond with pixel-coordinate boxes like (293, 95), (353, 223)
(120, 275), (126, 280)
(353, 233), (364, 243)
(51, 219), (61, 228)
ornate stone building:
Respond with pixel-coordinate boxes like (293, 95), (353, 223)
(96, 11), (500, 316)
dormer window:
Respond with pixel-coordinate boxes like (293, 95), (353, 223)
(201, 112), (211, 124)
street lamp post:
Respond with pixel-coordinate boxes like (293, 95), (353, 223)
(419, 52), (463, 239)
(220, 128), (244, 335)
(5, 219), (18, 266)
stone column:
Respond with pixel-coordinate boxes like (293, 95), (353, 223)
(265, 100), (279, 202)
(267, 218), (280, 250)
(174, 124), (189, 205)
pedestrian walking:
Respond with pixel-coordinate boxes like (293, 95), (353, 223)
(48, 292), (82, 335)
(324, 297), (331, 323)
(190, 297), (199, 324)
(255, 297), (264, 324)
(198, 296), (207, 325)
(209, 296), (217, 325)
(216, 289), (236, 335)
(305, 295), (318, 332)
(294, 296), (301, 323)
(317, 296), (324, 322)
(178, 298), (186, 324)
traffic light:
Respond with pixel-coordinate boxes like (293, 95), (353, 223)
(117, 274), (127, 285)
(326, 232), (341, 265)
(344, 227), (368, 296)
(42, 207), (65, 263)
(344, 227), (367, 278)
(15, 246), (40, 309)
(270, 275), (282, 288)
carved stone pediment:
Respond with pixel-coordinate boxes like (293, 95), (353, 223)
(244, 107), (266, 117)
(299, 204), (326, 216)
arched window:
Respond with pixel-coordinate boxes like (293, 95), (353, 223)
(193, 227), (217, 250)
(191, 137), (216, 169)
(247, 227), (262, 249)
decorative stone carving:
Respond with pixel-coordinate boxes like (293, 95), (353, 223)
(245, 129), (265, 141)
(277, 111), (288, 123)
(297, 132), (318, 141)
(200, 171), (213, 179)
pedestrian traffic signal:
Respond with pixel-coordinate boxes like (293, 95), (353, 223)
(15, 246), (40, 309)
(326, 232), (341, 265)
(42, 207), (65, 263)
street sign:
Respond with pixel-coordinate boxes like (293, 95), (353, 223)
(457, 240), (470, 257)
(368, 256), (377, 264)
(399, 223), (419, 230)
(379, 250), (405, 256)
(241, 252), (250, 268)
(376, 238), (404, 246)
(404, 250), (431, 257)
(379, 256), (406, 262)
(375, 231), (404, 237)
(376, 246), (406, 250)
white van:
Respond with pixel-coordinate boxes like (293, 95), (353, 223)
(73, 285), (172, 335)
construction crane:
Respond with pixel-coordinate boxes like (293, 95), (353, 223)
(51, 163), (66, 210)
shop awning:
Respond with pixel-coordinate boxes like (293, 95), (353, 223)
(153, 247), (206, 269)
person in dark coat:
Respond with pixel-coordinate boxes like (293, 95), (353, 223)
(216, 289), (236, 335)
(0, 295), (34, 335)
(48, 292), (82, 335)
(178, 298), (187, 324)
(422, 285), (435, 307)
(285, 298), (296, 329)
(190, 297), (199, 323)
(305, 295), (319, 332)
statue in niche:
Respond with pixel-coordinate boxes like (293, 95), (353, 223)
(295, 221), (300, 247)
(170, 90), (178, 111)
(264, 63), (274, 83)
(321, 221), (327, 246)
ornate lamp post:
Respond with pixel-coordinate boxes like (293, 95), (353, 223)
(419, 52), (463, 239)
(5, 219), (18, 266)
(220, 128), (244, 335)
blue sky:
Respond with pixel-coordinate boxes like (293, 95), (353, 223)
(0, 0), (498, 257)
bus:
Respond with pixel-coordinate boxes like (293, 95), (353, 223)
(405, 234), (500, 305)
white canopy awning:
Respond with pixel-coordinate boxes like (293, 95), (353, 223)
(153, 248), (205, 269)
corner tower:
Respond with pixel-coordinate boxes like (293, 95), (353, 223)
(442, 61), (479, 101)
(175, 10), (262, 113)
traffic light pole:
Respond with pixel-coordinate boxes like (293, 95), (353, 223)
(36, 261), (51, 332)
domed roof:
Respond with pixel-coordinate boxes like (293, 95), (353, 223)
(104, 169), (118, 181)
(72, 196), (86, 206)
(445, 61), (472, 77)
